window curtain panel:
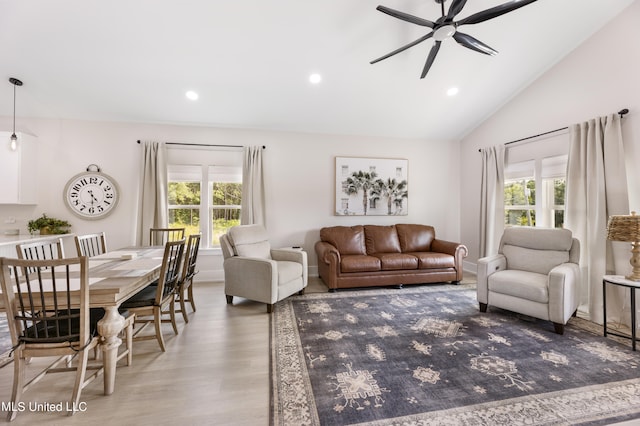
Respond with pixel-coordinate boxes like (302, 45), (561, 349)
(240, 146), (265, 226)
(565, 113), (629, 325)
(136, 141), (169, 246)
(479, 145), (505, 258)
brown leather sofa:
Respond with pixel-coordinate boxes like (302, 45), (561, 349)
(315, 224), (468, 290)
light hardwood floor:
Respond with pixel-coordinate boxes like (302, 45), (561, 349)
(0, 278), (331, 425)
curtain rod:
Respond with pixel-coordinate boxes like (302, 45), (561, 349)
(478, 108), (629, 152)
(136, 140), (265, 149)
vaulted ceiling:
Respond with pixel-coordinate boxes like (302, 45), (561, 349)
(0, 0), (634, 140)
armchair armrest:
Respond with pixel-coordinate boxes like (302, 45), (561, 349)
(548, 262), (580, 324)
(223, 256), (278, 304)
(271, 248), (307, 266)
(477, 254), (507, 304)
(272, 248), (308, 287)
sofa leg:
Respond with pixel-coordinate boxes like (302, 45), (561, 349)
(226, 295), (233, 305)
(479, 303), (487, 313)
(553, 322), (564, 335)
(298, 288), (305, 295)
(452, 280), (460, 285)
(572, 310), (577, 317)
(329, 288), (337, 293)
(394, 284), (403, 289)
(267, 304), (274, 314)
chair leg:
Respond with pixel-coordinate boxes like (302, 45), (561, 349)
(179, 287), (189, 323)
(125, 316), (134, 366)
(226, 295), (233, 304)
(170, 297), (179, 335)
(553, 322), (564, 335)
(154, 307), (166, 352)
(69, 348), (90, 416)
(187, 279), (196, 312)
(479, 303), (488, 312)
(8, 350), (25, 421)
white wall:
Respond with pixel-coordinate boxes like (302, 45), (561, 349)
(0, 118), (461, 281)
(459, 1), (640, 268)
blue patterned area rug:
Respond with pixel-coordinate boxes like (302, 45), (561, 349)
(270, 285), (640, 425)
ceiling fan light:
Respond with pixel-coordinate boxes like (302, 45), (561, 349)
(434, 25), (456, 41)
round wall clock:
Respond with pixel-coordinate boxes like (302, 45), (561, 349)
(63, 164), (120, 220)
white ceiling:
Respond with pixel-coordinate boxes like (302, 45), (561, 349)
(0, 0), (634, 140)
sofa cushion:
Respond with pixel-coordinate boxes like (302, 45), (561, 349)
(364, 225), (401, 254)
(320, 226), (366, 255)
(340, 255), (381, 273)
(396, 224), (434, 253)
(409, 252), (455, 269)
(373, 253), (418, 270)
(488, 269), (549, 304)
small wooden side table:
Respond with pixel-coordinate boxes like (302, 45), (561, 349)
(602, 274), (640, 351)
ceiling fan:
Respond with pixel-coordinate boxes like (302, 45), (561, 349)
(370, 0), (538, 79)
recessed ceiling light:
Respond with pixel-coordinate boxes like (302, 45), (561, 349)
(185, 91), (199, 100)
(309, 73), (322, 84)
(447, 87), (459, 96)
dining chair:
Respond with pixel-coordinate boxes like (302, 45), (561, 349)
(175, 233), (201, 323)
(16, 238), (65, 273)
(0, 256), (102, 421)
(149, 227), (185, 246)
(74, 232), (108, 257)
(120, 239), (185, 352)
(73, 232), (135, 365)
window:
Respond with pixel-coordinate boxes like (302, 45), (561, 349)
(167, 148), (243, 248)
(504, 155), (567, 229)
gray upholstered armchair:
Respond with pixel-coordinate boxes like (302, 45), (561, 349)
(220, 224), (308, 313)
(477, 227), (580, 334)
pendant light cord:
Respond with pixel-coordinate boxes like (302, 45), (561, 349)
(12, 81), (16, 135)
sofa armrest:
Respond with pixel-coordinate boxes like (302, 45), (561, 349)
(315, 241), (341, 289)
(223, 257), (278, 304)
(315, 241), (340, 264)
(477, 254), (507, 304)
(548, 262), (580, 324)
(432, 239), (468, 281)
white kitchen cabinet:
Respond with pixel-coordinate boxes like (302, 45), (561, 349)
(0, 132), (38, 204)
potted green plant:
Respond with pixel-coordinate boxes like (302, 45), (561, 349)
(27, 214), (72, 235)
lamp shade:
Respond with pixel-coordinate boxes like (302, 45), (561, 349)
(606, 211), (640, 242)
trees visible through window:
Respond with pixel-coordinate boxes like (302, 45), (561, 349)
(504, 155), (566, 229)
(168, 164), (242, 248)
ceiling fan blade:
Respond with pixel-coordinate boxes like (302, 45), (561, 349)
(370, 32), (434, 64)
(376, 5), (435, 28)
(457, 0), (538, 26)
(420, 41), (442, 79)
(453, 32), (498, 56)
(446, 0), (468, 21)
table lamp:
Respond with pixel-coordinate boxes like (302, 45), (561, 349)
(607, 211), (640, 281)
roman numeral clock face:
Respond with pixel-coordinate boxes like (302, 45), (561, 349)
(64, 172), (120, 219)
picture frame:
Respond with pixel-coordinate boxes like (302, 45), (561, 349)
(335, 156), (408, 216)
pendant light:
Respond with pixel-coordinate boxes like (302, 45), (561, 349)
(9, 77), (23, 151)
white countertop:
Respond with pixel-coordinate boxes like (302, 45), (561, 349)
(0, 233), (74, 248)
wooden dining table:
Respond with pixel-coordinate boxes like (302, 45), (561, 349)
(0, 246), (166, 396)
